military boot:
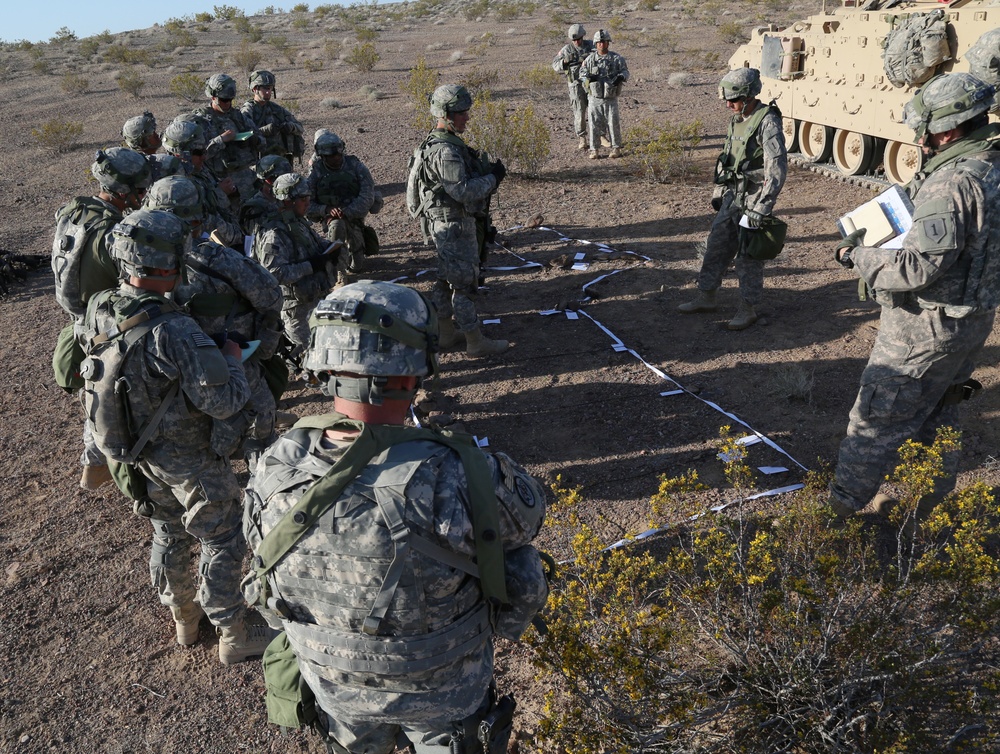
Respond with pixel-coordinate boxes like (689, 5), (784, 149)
(676, 289), (717, 314)
(826, 496), (856, 530)
(577, 136), (587, 151)
(171, 602), (205, 646)
(466, 327), (509, 358)
(588, 149), (600, 160)
(609, 147), (623, 159)
(218, 610), (279, 665)
(727, 300), (758, 331)
(274, 410), (298, 429)
(438, 317), (465, 349)
(871, 493), (898, 518)
(80, 463), (113, 490)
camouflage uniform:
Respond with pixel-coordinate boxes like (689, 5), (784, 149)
(579, 47), (629, 150)
(413, 130), (498, 332)
(552, 37), (595, 139)
(85, 281), (252, 627)
(173, 238), (283, 461)
(245, 421), (548, 753)
(698, 105), (786, 305)
(831, 125), (1000, 512)
(307, 153), (376, 273)
(195, 105), (260, 203)
(240, 98), (304, 161)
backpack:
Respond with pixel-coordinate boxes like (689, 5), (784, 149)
(51, 197), (120, 318)
(405, 141), (430, 219)
(80, 290), (182, 464)
(882, 9), (951, 87)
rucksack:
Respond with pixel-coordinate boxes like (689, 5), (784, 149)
(882, 9), (951, 87)
(51, 197), (120, 318)
(80, 290), (182, 464)
(405, 141), (430, 219)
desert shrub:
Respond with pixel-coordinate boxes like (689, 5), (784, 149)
(28, 46), (45, 59)
(31, 58), (50, 75)
(358, 84), (384, 101)
(355, 26), (378, 43)
(718, 20), (747, 44)
(32, 118), (84, 153)
(292, 17), (310, 30)
(345, 42), (379, 72)
(50, 26), (77, 44)
(165, 26), (197, 49)
(448, 50), (463, 64)
(234, 16), (264, 41)
(303, 58), (323, 72)
(268, 35), (297, 64)
(464, 0), (489, 20)
(60, 72), (90, 94)
(104, 45), (151, 66)
(283, 98), (301, 115)
(668, 71), (692, 87)
(468, 94), (551, 177)
(529, 427), (1000, 753)
(468, 31), (495, 57)
(213, 4), (244, 21)
(323, 38), (342, 60)
(78, 38), (100, 58)
(260, 5), (278, 14)
(520, 63), (559, 95)
(495, 0), (537, 21)
(116, 69), (146, 98)
(15, 40), (35, 51)
(321, 96), (343, 109)
(460, 65), (499, 97)
(169, 72), (204, 102)
(314, 4), (335, 20)
(770, 363), (813, 401)
(95, 29), (114, 43)
(638, 0), (658, 9)
(530, 19), (565, 48)
(607, 15), (626, 32)
(232, 39), (263, 74)
(625, 118), (702, 182)
(194, 12), (214, 22)
(402, 56), (440, 132)
(292, 2), (309, 10)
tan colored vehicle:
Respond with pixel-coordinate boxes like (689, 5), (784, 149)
(729, 0), (1000, 184)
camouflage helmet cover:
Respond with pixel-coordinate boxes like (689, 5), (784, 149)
(142, 175), (206, 223)
(91, 147), (152, 195)
(121, 111), (157, 149)
(149, 153), (187, 181)
(304, 280), (438, 378)
(205, 73), (237, 99)
(568, 23), (586, 40)
(719, 67), (762, 100)
(162, 118), (207, 154)
(313, 128), (345, 155)
(249, 69), (276, 90)
(111, 208), (188, 277)
(904, 72), (996, 139)
(255, 154), (292, 181)
(429, 84), (473, 118)
(593, 29), (611, 43)
(273, 172), (311, 201)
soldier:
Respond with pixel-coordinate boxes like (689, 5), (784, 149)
(829, 72), (1000, 526)
(406, 84), (509, 357)
(307, 129), (377, 277)
(240, 70), (305, 163)
(677, 68), (787, 331)
(243, 280), (549, 754)
(252, 172), (338, 374)
(239, 154), (292, 241)
(142, 175), (284, 465)
(578, 29), (629, 159)
(52, 147), (151, 490)
(121, 111), (161, 156)
(80, 209), (276, 662)
(195, 73), (262, 203)
(552, 24), (595, 151)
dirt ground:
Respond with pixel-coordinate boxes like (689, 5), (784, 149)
(4, 2), (1000, 752)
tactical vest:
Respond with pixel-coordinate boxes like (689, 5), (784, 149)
(176, 243), (256, 337)
(406, 130), (490, 220)
(51, 197), (121, 319)
(560, 41), (593, 82)
(714, 101), (776, 191)
(314, 166), (361, 209)
(196, 107), (255, 173)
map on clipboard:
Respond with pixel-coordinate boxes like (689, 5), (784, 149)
(837, 184), (914, 249)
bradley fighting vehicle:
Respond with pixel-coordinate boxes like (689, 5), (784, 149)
(729, 0), (1000, 184)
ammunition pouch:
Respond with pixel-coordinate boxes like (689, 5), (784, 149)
(740, 215), (787, 261)
(939, 378), (982, 407)
(448, 686), (517, 754)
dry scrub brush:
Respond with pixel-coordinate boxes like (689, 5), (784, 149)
(467, 93), (550, 178)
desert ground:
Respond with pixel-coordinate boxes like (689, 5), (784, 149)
(4, 1), (1000, 752)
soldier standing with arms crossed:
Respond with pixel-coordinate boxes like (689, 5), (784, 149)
(552, 24), (595, 151)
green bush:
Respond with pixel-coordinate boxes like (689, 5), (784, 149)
(194, 12), (214, 22)
(78, 38), (100, 58)
(494, 0), (537, 21)
(60, 72), (90, 94)
(268, 35), (297, 64)
(169, 72), (204, 102)
(323, 38), (342, 60)
(116, 68), (146, 98)
(460, 65), (499, 97)
(355, 26), (378, 43)
(303, 58), (323, 72)
(291, 17), (310, 30)
(231, 39), (263, 74)
(464, 0), (489, 20)
(625, 118), (702, 182)
(345, 42), (379, 72)
(213, 4), (244, 21)
(520, 64), (560, 95)
(468, 94), (551, 177)
(32, 119), (84, 153)
(50, 26), (77, 44)
(401, 56), (440, 131)
(104, 45), (152, 66)
(31, 58), (50, 75)
(314, 4), (335, 20)
(718, 20), (747, 44)
(95, 29), (114, 43)
(292, 2), (310, 10)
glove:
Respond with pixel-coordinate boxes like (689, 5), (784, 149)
(280, 122), (297, 135)
(561, 60), (570, 70)
(613, 75), (625, 86)
(744, 209), (766, 229)
(491, 160), (508, 185)
(835, 228), (866, 268)
(309, 254), (330, 273)
(711, 196), (722, 212)
(259, 123), (276, 137)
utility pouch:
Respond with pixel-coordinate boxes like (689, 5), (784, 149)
(742, 215), (787, 260)
(478, 693), (516, 754)
(108, 459), (149, 504)
(262, 631), (319, 730)
(53, 322), (85, 391)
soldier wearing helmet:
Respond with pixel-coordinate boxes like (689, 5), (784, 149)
(677, 67), (787, 331)
(552, 24), (596, 150)
(578, 29), (629, 159)
(239, 154), (293, 239)
(828, 72), (1000, 529)
(244, 280), (548, 754)
(80, 208), (278, 663)
(194, 73), (262, 203)
(252, 172), (340, 375)
(121, 111), (161, 155)
(240, 70), (305, 162)
(307, 129), (379, 281)
(52, 147), (153, 490)
(406, 84), (510, 357)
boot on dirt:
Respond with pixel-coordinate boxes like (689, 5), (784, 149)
(438, 317), (465, 349)
(676, 289), (717, 314)
(577, 136), (587, 151)
(80, 463), (113, 490)
(588, 149), (600, 160)
(727, 300), (758, 330)
(274, 410), (298, 429)
(171, 602), (205, 646)
(218, 610), (279, 665)
(600, 135), (612, 147)
(871, 493), (898, 518)
(609, 147), (623, 159)
(466, 327), (509, 358)
(826, 496), (856, 530)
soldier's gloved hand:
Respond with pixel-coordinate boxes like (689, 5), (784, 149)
(613, 75), (625, 86)
(308, 254), (330, 273)
(259, 123), (276, 137)
(561, 60), (570, 70)
(744, 208), (766, 229)
(711, 196), (723, 212)
(491, 160), (508, 185)
(280, 122), (296, 134)
(834, 228), (865, 268)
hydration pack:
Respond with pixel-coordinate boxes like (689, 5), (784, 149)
(51, 197), (120, 318)
(882, 10), (951, 87)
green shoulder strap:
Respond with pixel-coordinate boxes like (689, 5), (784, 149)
(252, 415), (507, 607)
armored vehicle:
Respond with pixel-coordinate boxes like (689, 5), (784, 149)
(729, 0), (1000, 184)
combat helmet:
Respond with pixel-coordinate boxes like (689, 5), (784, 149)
(593, 29), (611, 43)
(111, 209), (188, 280)
(255, 154), (292, 182)
(121, 112), (158, 150)
(429, 84), (473, 119)
(91, 147), (152, 196)
(304, 280), (439, 404)
(205, 73), (237, 100)
(313, 129), (345, 155)
(719, 68), (762, 101)
(905, 72), (996, 140)
(568, 24), (586, 41)
(273, 172), (311, 201)
(149, 153), (186, 182)
(162, 118), (207, 155)
(249, 69), (276, 92)
(142, 175), (206, 226)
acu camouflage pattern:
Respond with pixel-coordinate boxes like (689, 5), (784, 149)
(194, 104), (260, 197)
(552, 38), (596, 137)
(240, 98), (305, 159)
(307, 154), (377, 270)
(579, 50), (629, 149)
(831, 139), (1000, 511)
(84, 282), (252, 626)
(244, 422), (546, 731)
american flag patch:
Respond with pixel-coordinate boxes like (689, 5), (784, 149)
(191, 331), (217, 349)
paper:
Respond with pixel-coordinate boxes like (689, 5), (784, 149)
(571, 262), (589, 271)
(233, 131), (255, 141)
(574, 252), (586, 261)
(240, 340), (260, 362)
(243, 235), (253, 257)
(660, 389), (683, 396)
(758, 466), (789, 475)
(837, 184), (914, 247)
(736, 435), (762, 446)
(565, 310), (579, 320)
(482, 318), (501, 325)
(739, 214), (754, 229)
